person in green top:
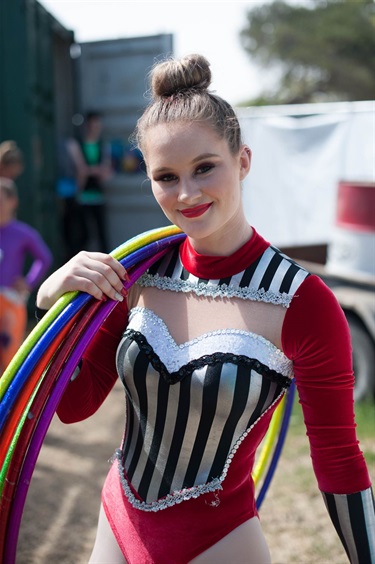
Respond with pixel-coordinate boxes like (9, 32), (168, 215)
(78, 111), (112, 252)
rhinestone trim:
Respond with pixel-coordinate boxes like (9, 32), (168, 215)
(124, 328), (292, 387)
(125, 307), (294, 379)
(137, 273), (293, 307)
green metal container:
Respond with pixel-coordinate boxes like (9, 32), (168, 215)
(0, 0), (76, 266)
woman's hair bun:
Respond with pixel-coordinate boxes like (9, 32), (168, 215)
(151, 54), (212, 98)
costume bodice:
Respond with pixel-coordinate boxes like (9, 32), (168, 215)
(115, 237), (309, 511)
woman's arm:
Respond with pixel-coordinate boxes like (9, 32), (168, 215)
(282, 275), (374, 563)
(66, 137), (89, 191)
(36, 251), (130, 422)
(24, 226), (53, 290)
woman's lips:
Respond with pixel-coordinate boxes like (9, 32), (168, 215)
(180, 203), (212, 218)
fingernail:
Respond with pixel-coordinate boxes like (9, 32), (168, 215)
(120, 287), (128, 298)
(124, 271), (131, 283)
(115, 292), (124, 302)
(101, 295), (107, 302)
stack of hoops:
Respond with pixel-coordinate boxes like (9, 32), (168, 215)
(0, 225), (295, 563)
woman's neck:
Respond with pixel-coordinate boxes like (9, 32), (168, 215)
(188, 222), (253, 257)
(0, 216), (14, 227)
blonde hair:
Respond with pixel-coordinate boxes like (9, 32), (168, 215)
(133, 54), (242, 157)
(0, 141), (24, 167)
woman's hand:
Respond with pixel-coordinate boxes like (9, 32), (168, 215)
(36, 251), (129, 310)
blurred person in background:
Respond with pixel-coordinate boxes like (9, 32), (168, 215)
(0, 140), (24, 180)
(56, 136), (89, 261)
(77, 111), (113, 253)
(0, 147), (52, 373)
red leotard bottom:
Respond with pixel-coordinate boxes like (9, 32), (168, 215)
(101, 413), (273, 564)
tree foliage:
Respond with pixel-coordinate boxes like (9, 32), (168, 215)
(240, 0), (375, 104)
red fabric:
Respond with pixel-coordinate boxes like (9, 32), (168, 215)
(55, 228), (373, 563)
(180, 227), (269, 279)
(282, 274), (371, 494)
(102, 409), (274, 564)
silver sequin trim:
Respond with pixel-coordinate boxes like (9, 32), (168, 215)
(115, 390), (285, 512)
(137, 274), (293, 307)
(127, 307), (294, 378)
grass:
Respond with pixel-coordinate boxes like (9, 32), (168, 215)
(353, 399), (375, 438)
(259, 395), (374, 563)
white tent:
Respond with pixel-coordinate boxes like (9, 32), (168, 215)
(238, 101), (374, 247)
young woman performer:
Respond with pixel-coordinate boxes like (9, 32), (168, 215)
(36, 54), (374, 564)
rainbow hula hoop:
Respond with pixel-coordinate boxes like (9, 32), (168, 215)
(3, 251), (174, 563)
(0, 226), (183, 562)
(0, 225), (294, 562)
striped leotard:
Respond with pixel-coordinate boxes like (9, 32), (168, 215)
(56, 228), (374, 564)
(113, 240), (304, 513)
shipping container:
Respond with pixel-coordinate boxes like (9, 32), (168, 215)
(0, 0), (173, 262)
(0, 0), (76, 265)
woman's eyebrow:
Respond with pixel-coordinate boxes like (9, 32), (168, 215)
(151, 153), (220, 175)
(192, 153), (219, 163)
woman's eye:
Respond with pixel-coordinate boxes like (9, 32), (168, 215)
(196, 163), (214, 175)
(155, 173), (177, 183)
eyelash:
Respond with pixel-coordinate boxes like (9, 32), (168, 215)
(155, 163), (214, 183)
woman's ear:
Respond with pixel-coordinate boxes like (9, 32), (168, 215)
(239, 145), (252, 180)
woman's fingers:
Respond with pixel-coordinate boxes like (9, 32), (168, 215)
(64, 252), (128, 299)
(37, 252), (130, 310)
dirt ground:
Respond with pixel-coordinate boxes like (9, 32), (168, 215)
(14, 379), (373, 564)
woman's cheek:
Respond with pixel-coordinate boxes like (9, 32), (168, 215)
(151, 185), (166, 206)
(154, 189), (172, 211)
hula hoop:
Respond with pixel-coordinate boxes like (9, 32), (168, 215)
(256, 379), (296, 509)
(0, 241), (177, 563)
(0, 225), (295, 561)
(3, 252), (168, 562)
(252, 393), (285, 486)
(0, 225), (183, 402)
(0, 236), (182, 491)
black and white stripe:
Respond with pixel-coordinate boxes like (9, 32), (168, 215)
(139, 244), (310, 307)
(322, 488), (375, 563)
(116, 324), (289, 508)
(114, 241), (304, 511)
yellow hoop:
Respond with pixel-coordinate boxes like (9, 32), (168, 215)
(252, 394), (285, 486)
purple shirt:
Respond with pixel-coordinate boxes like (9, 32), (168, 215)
(0, 219), (53, 290)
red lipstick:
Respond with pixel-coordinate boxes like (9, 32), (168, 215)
(180, 203), (212, 218)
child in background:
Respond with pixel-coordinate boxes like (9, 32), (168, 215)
(0, 140), (24, 180)
(0, 173), (52, 373)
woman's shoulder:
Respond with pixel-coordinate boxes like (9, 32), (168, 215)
(11, 219), (41, 238)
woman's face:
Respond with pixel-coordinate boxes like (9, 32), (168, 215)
(143, 121), (251, 254)
(0, 188), (17, 225)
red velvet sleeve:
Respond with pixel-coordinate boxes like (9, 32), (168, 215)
(282, 274), (371, 494)
(56, 299), (129, 424)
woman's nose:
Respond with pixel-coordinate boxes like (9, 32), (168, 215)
(177, 178), (201, 203)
